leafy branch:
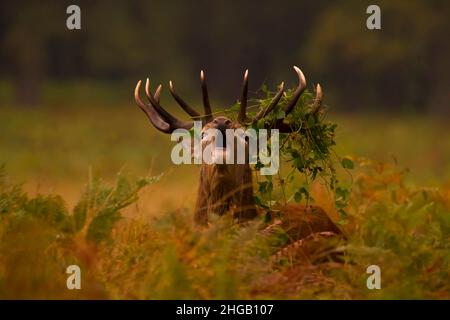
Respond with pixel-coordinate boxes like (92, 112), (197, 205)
(241, 85), (353, 221)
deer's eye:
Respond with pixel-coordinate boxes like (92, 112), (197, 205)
(201, 132), (209, 140)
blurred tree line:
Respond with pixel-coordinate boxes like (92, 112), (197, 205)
(0, 0), (448, 113)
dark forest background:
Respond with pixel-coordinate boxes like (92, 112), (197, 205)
(0, 0), (448, 113)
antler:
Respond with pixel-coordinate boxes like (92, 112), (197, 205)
(238, 69), (249, 124)
(311, 84), (323, 116)
(239, 66), (323, 133)
(168, 81), (201, 119)
(272, 66), (307, 132)
(252, 81), (284, 124)
(200, 71), (213, 123)
(167, 70), (214, 123)
(134, 66), (323, 134)
(134, 79), (194, 133)
(282, 66), (307, 115)
(135, 70), (218, 133)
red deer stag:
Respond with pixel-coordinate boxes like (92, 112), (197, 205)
(134, 66), (341, 240)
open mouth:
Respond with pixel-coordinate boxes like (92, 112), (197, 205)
(215, 130), (227, 148)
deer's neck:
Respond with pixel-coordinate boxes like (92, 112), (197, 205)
(194, 163), (257, 225)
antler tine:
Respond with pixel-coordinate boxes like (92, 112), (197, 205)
(154, 84), (162, 104)
(145, 79), (175, 121)
(200, 70), (213, 122)
(238, 69), (249, 124)
(252, 81), (284, 124)
(283, 66), (307, 115)
(169, 80), (201, 119)
(312, 83), (323, 115)
(134, 80), (171, 133)
(143, 78), (193, 132)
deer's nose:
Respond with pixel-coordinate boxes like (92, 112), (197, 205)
(213, 118), (232, 131)
(215, 122), (228, 133)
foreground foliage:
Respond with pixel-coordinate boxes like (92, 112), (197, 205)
(0, 159), (448, 299)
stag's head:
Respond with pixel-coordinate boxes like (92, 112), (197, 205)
(134, 66), (323, 224)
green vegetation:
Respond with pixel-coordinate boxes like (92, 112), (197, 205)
(231, 86), (352, 221)
(1, 158), (449, 299)
(1, 100), (449, 299)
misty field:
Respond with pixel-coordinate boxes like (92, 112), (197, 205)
(0, 104), (449, 299)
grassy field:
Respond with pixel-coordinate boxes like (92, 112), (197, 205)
(1, 104), (449, 201)
(0, 103), (449, 299)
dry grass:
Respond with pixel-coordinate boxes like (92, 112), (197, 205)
(0, 104), (449, 299)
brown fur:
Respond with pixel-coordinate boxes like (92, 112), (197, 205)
(193, 118), (341, 242)
(193, 117), (258, 224)
(273, 204), (341, 241)
(194, 161), (257, 225)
